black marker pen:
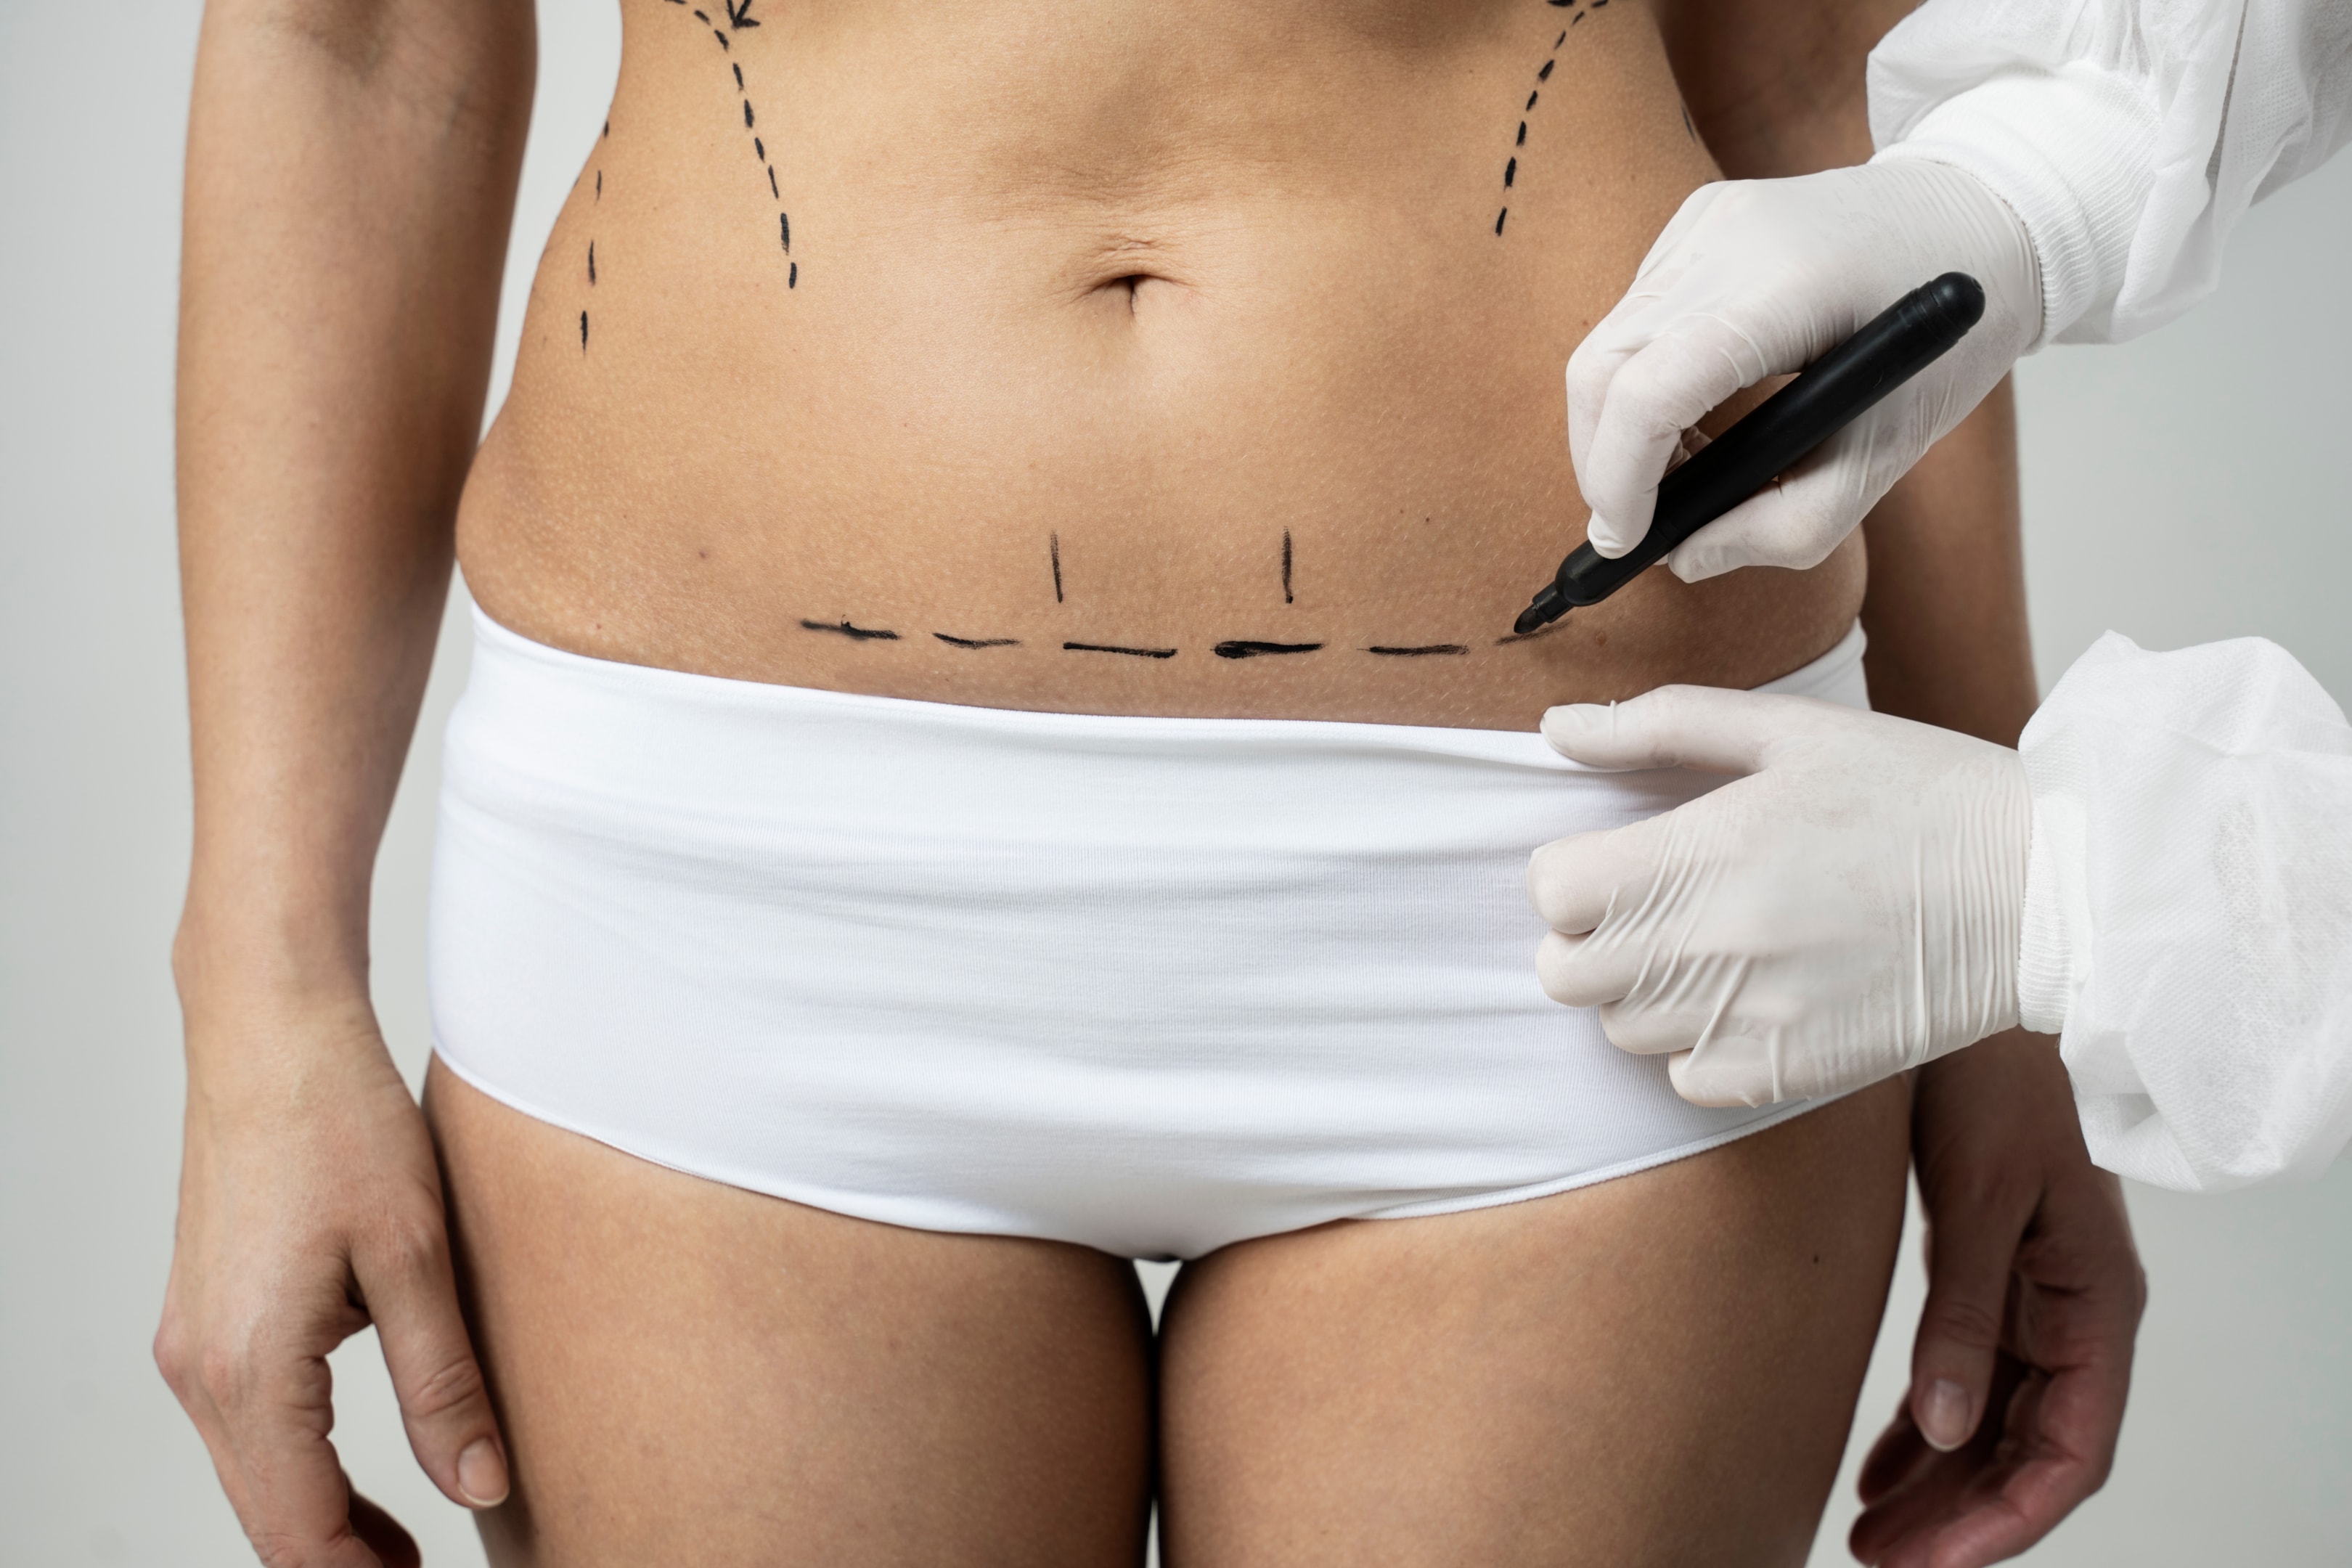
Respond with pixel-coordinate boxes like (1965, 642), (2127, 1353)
(1513, 272), (1987, 637)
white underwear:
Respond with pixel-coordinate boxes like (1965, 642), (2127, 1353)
(430, 610), (1871, 1259)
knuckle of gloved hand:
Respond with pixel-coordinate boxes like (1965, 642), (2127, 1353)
(1598, 1003), (1695, 1057)
(1525, 846), (1586, 928)
(1535, 931), (1597, 1004)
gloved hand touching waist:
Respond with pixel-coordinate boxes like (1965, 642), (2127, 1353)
(1567, 160), (2039, 580)
(1526, 685), (2030, 1106)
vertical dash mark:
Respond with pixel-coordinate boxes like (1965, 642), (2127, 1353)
(579, 310), (588, 351)
(788, 261), (797, 288)
(1495, 208), (1508, 235)
(1527, 90), (1540, 110)
(743, 100), (755, 129)
(1050, 533), (1063, 603)
(732, 62), (743, 89)
(587, 241), (596, 285)
(754, 136), (766, 162)
(1504, 157), (1516, 188)
(769, 167), (780, 199)
(1517, 121), (1527, 146)
(780, 212), (790, 252)
(1282, 530), (1294, 603)
(1538, 59), (1555, 81)
(1556, 28), (1567, 45)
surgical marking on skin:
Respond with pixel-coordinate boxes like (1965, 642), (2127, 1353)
(1682, 104), (1696, 142)
(801, 618), (900, 641)
(588, 241), (596, 284)
(580, 310), (589, 351)
(1282, 530), (1294, 603)
(1066, 642), (1177, 659)
(1495, 6), (1588, 237)
(1214, 640), (1324, 659)
(1050, 533), (1064, 602)
(661, 0), (796, 291)
(1495, 619), (1565, 645)
(595, 169), (603, 199)
(1367, 644), (1469, 656)
(935, 632), (1021, 648)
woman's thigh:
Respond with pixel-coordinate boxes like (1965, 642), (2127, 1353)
(422, 1059), (1156, 1568)
(1157, 1079), (1913, 1568)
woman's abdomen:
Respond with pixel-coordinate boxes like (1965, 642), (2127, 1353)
(455, 0), (1864, 729)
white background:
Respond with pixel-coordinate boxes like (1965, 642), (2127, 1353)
(3, 2), (2348, 1563)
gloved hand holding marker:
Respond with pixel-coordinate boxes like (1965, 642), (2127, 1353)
(1559, 159), (2041, 584)
(1515, 264), (1989, 633)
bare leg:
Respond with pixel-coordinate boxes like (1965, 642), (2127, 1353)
(1159, 1079), (1912, 1567)
(422, 1059), (1155, 1567)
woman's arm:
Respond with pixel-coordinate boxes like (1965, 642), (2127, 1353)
(159, 1), (533, 1560)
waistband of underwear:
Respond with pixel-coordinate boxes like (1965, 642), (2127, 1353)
(464, 604), (1867, 759)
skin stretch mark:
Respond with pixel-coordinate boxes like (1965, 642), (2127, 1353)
(1495, 0), (1607, 235)
(661, 0), (797, 289)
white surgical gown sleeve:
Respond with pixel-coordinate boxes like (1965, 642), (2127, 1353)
(2016, 636), (2352, 1191)
(1867, 0), (2352, 346)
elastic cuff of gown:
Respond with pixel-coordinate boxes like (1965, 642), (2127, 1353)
(2016, 793), (2081, 1036)
(1873, 68), (2161, 348)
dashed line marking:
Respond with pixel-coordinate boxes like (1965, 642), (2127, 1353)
(801, 618), (899, 641)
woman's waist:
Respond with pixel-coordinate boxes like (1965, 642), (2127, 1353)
(457, 486), (1865, 730)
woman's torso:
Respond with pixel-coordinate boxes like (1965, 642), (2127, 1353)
(456, 0), (1863, 729)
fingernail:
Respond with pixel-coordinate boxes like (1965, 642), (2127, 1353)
(458, 1438), (510, 1508)
(1918, 1379), (1973, 1453)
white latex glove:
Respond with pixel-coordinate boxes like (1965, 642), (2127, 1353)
(1566, 160), (2040, 580)
(1526, 686), (2030, 1106)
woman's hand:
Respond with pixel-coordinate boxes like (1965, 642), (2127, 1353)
(1855, 1032), (2144, 1567)
(156, 989), (508, 1568)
